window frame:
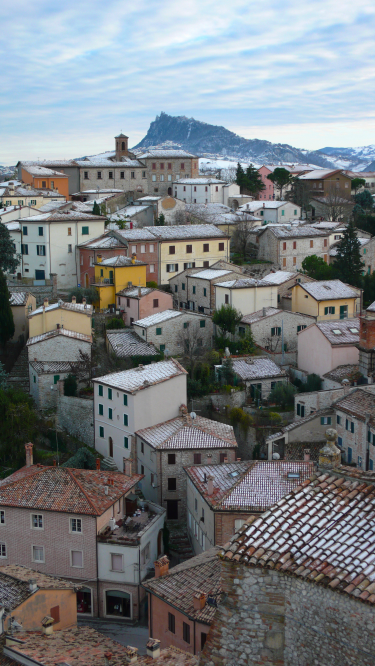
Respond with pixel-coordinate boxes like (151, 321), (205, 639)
(31, 513), (44, 530)
(70, 549), (84, 568)
(32, 544), (45, 563)
(70, 517), (82, 534)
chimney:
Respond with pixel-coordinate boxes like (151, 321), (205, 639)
(154, 555), (169, 578)
(237, 457), (241, 461)
(193, 591), (206, 611)
(203, 472), (207, 483)
(104, 486), (109, 495)
(304, 449), (310, 461)
(319, 429), (341, 470)
(96, 458), (101, 470)
(138, 286), (142, 298)
(262, 307), (266, 317)
(53, 459), (57, 466)
(104, 652), (112, 666)
(82, 297), (87, 307)
(341, 378), (350, 394)
(146, 639), (161, 660)
(207, 476), (213, 495)
(179, 404), (188, 417)
(29, 579), (37, 593)
(71, 295), (76, 304)
(41, 616), (54, 636)
(25, 442), (33, 467)
(263, 202), (265, 208)
(124, 458), (133, 476)
(127, 281), (133, 288)
(124, 646), (138, 664)
(43, 297), (49, 308)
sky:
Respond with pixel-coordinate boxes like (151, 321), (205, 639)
(0, 0), (374, 164)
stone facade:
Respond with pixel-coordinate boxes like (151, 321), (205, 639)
(255, 228), (330, 271)
(79, 165), (147, 195)
(57, 392), (94, 447)
(29, 367), (71, 409)
(170, 268), (242, 314)
(294, 386), (349, 419)
(200, 562), (375, 666)
(27, 334), (91, 363)
(133, 312), (214, 356)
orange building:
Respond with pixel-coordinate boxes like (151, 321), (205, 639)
(21, 165), (70, 199)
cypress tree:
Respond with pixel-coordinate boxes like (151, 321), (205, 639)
(334, 221), (364, 287)
(92, 201), (101, 216)
(0, 268), (15, 348)
(0, 223), (20, 274)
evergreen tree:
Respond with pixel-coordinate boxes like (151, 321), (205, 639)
(333, 221), (364, 286)
(351, 177), (366, 194)
(266, 168), (293, 199)
(235, 163), (246, 188)
(92, 201), (101, 216)
(155, 213), (165, 226)
(0, 268), (15, 348)
(213, 304), (243, 336)
(285, 177), (311, 217)
(0, 223), (20, 274)
(354, 190), (374, 210)
(244, 164), (265, 197)
(301, 255), (332, 280)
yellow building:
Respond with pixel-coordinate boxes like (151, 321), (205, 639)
(10, 291), (36, 341)
(1, 184), (66, 209)
(93, 256), (147, 310)
(29, 297), (93, 337)
(291, 280), (359, 321)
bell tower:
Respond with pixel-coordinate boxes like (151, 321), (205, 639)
(115, 133), (129, 160)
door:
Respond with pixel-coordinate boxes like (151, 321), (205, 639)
(250, 384), (262, 401)
(109, 270), (114, 284)
(340, 305), (348, 319)
(166, 499), (178, 520)
(109, 437), (113, 458)
(168, 187), (172, 195)
(35, 270), (45, 280)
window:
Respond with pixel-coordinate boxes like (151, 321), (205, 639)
(108, 408), (113, 420)
(338, 436), (343, 447)
(149, 243), (155, 252)
(220, 453), (227, 463)
(235, 519), (245, 530)
(152, 162), (156, 170)
(42, 181), (46, 188)
(203, 244), (209, 252)
(174, 284), (178, 293)
(53, 375), (60, 385)
(320, 416), (332, 425)
(82, 226), (89, 235)
(31, 514), (43, 529)
(203, 261), (209, 268)
(294, 209), (297, 215)
(296, 404), (305, 417)
(219, 242), (225, 251)
(168, 612), (175, 633)
(192, 285), (196, 294)
(84, 171), (89, 180)
(183, 623), (191, 644)
(123, 394), (128, 406)
(120, 172), (125, 179)
(99, 426), (104, 438)
(68, 227), (72, 236)
(351, 421), (355, 433)
(168, 453), (176, 464)
(109, 171), (113, 179)
(347, 447), (352, 463)
(98, 385), (103, 396)
(297, 325), (306, 332)
(340, 305), (348, 319)
(215, 186), (218, 192)
(167, 162), (172, 170)
(194, 453), (201, 464)
(141, 441), (144, 454)
(180, 163), (185, 170)
(156, 327), (162, 335)
(182, 283), (186, 291)
(111, 553), (123, 571)
(186, 244), (192, 253)
(337, 414), (341, 425)
(71, 550), (83, 567)
(38, 227), (44, 236)
(21, 244), (28, 255)
(106, 590), (131, 618)
(97, 172), (102, 180)
(70, 518), (82, 533)
(50, 605), (60, 624)
(293, 257), (297, 266)
(98, 404), (104, 416)
(293, 241), (296, 249)
(37, 245), (46, 256)
(201, 633), (207, 651)
(169, 246), (175, 254)
(282, 242), (286, 251)
(168, 478), (177, 491)
(324, 307), (335, 315)
(131, 171), (135, 179)
(124, 437), (129, 449)
(0, 510), (4, 525)
(108, 388), (112, 400)
(153, 299), (159, 308)
(194, 498), (198, 513)
(31, 200), (36, 205)
(32, 545), (44, 563)
(150, 264), (155, 273)
(282, 257), (286, 267)
(225, 294), (229, 304)
(271, 327), (281, 336)
(68, 244), (72, 253)
(0, 543), (6, 558)
(123, 414), (128, 426)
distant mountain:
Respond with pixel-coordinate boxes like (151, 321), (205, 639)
(133, 113), (375, 171)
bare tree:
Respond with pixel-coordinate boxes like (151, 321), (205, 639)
(177, 322), (206, 377)
(232, 219), (257, 260)
(313, 184), (354, 222)
(172, 209), (188, 225)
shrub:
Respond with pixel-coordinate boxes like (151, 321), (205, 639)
(268, 383), (297, 410)
(106, 317), (125, 330)
(269, 412), (282, 423)
(64, 374), (77, 397)
(229, 407), (253, 432)
(146, 281), (158, 289)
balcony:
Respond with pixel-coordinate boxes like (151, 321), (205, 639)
(90, 276), (114, 285)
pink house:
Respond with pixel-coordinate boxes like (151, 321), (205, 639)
(297, 319), (360, 377)
(117, 286), (173, 326)
(257, 165), (276, 201)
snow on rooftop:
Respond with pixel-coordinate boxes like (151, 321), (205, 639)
(314, 318), (360, 345)
(298, 168), (341, 180)
(176, 178), (226, 185)
(94, 358), (187, 393)
(22, 165), (68, 177)
(298, 280), (358, 300)
(138, 149), (197, 158)
(191, 269), (232, 280)
(261, 271), (297, 284)
(137, 415), (237, 450)
(78, 233), (127, 249)
(134, 310), (182, 328)
(107, 330), (158, 358)
(29, 299), (93, 317)
(96, 255), (145, 267)
(239, 201), (289, 211)
(9, 292), (30, 306)
(215, 278), (271, 289)
(241, 308), (282, 324)
(233, 357), (286, 380)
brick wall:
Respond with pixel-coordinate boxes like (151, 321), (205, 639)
(125, 241), (159, 283)
(214, 511), (258, 547)
(200, 562), (375, 666)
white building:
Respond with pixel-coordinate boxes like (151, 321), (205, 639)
(215, 278), (278, 315)
(93, 359), (188, 472)
(239, 201), (301, 224)
(173, 179), (240, 206)
(17, 210), (106, 288)
(132, 310), (214, 356)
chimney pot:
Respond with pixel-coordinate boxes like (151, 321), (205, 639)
(25, 442), (33, 467)
(124, 646), (138, 663)
(104, 486), (109, 495)
(237, 457), (241, 461)
(304, 449), (310, 461)
(124, 458), (133, 476)
(82, 297), (87, 305)
(146, 639), (161, 660)
(29, 578), (37, 593)
(207, 476), (213, 495)
(138, 286), (142, 298)
(262, 307), (266, 317)
(193, 591), (206, 611)
(53, 459), (57, 466)
(96, 457), (101, 470)
(154, 555), (169, 578)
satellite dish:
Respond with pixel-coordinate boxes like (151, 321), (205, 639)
(272, 452), (280, 460)
(190, 412), (196, 420)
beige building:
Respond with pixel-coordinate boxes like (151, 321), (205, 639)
(9, 291), (36, 342)
(215, 278), (278, 315)
(169, 264), (243, 314)
(297, 318), (360, 377)
(291, 280), (359, 321)
(0, 183), (66, 210)
(138, 149), (199, 197)
(260, 270), (316, 309)
(28, 297), (93, 338)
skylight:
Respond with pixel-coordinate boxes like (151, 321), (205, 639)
(332, 329), (343, 335)
(349, 328), (359, 333)
(287, 472), (300, 479)
(228, 471), (240, 478)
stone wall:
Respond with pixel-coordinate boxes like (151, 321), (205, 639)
(200, 561), (375, 666)
(57, 389), (94, 446)
(134, 312), (214, 356)
(7, 278), (57, 305)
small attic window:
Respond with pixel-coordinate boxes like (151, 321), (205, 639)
(323, 285), (331, 290)
(332, 329), (343, 335)
(349, 328), (359, 333)
(287, 472), (300, 479)
(228, 471), (240, 478)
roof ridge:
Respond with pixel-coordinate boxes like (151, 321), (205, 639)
(66, 468), (101, 515)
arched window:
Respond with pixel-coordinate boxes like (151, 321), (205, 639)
(105, 590), (131, 617)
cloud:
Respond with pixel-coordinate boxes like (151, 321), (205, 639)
(0, 0), (374, 162)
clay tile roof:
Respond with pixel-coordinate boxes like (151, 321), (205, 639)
(334, 387), (375, 423)
(232, 357), (286, 380)
(185, 461), (315, 511)
(0, 565), (76, 590)
(139, 646), (198, 665)
(0, 466), (142, 516)
(136, 415), (237, 450)
(220, 466), (375, 605)
(143, 548), (221, 624)
(94, 358), (187, 393)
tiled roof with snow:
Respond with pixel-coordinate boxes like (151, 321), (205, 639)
(22, 165), (68, 177)
(134, 310), (182, 328)
(22, 210), (105, 223)
(9, 292), (30, 306)
(149, 224), (226, 240)
(261, 271), (297, 284)
(186, 461), (315, 511)
(116, 286), (154, 297)
(4, 220), (21, 230)
(176, 178), (226, 185)
(367, 301), (375, 312)
(266, 408), (333, 441)
(267, 225), (329, 239)
(136, 415), (237, 450)
(314, 318), (360, 345)
(94, 358), (187, 393)
(220, 466), (375, 605)
(78, 232), (128, 249)
(215, 278), (273, 289)
(109, 205), (150, 221)
(95, 255), (146, 267)
(29, 361), (84, 374)
(190, 269), (232, 280)
(323, 364), (361, 383)
(107, 330), (158, 358)
(138, 149), (197, 158)
(233, 357), (286, 380)
(76, 157), (144, 168)
(0, 466), (141, 515)
(298, 168), (342, 180)
(27, 329), (92, 346)
(117, 228), (158, 241)
(297, 280), (358, 301)
(241, 307), (282, 324)
(334, 388), (375, 422)
(29, 299), (93, 317)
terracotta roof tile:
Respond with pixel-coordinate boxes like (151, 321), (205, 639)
(136, 415), (237, 450)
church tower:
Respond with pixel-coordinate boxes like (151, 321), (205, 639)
(115, 133), (129, 160)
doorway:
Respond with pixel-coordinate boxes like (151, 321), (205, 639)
(109, 437), (113, 458)
(168, 187), (172, 196)
(166, 499), (178, 520)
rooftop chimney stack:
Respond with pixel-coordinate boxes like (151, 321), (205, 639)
(25, 442), (33, 467)
(146, 639), (161, 660)
(124, 458), (133, 476)
(154, 555), (169, 578)
(262, 307), (266, 316)
(28, 579), (37, 593)
(138, 286), (142, 298)
(304, 449), (310, 461)
(43, 298), (49, 308)
(207, 476), (213, 495)
(341, 378), (350, 394)
(96, 458), (101, 470)
(193, 591), (206, 611)
(124, 646), (138, 664)
(41, 616), (54, 636)
(319, 428), (341, 470)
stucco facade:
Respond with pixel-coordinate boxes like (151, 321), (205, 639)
(215, 282), (278, 315)
(292, 283), (358, 320)
(29, 301), (93, 338)
(297, 324), (359, 376)
(173, 179), (240, 206)
(10, 292), (36, 342)
(117, 288), (173, 326)
(169, 266), (242, 314)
